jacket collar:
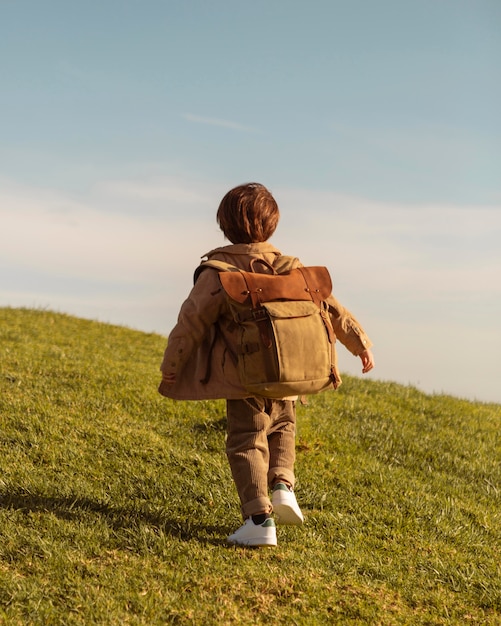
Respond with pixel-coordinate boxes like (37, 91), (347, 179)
(203, 242), (282, 258)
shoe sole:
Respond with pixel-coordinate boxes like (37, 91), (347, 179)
(227, 535), (277, 547)
(227, 539), (277, 547)
(272, 494), (304, 525)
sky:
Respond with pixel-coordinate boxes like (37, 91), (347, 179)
(1, 0), (500, 404)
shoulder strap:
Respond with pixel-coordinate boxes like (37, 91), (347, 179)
(193, 260), (239, 284)
(194, 255), (302, 283)
(273, 255), (301, 274)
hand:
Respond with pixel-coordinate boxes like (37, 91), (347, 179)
(359, 349), (374, 374)
(162, 372), (176, 385)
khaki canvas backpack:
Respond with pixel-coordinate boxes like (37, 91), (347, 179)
(196, 258), (338, 398)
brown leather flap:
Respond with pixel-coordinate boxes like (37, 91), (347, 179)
(219, 266), (332, 305)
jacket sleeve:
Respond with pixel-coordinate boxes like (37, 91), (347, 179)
(327, 294), (373, 356)
(160, 269), (225, 377)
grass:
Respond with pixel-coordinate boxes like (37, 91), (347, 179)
(0, 306), (500, 625)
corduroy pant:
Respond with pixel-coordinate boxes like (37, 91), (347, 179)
(226, 397), (296, 519)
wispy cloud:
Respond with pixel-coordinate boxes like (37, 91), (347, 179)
(1, 176), (500, 402)
(273, 187), (501, 299)
(97, 178), (209, 205)
(0, 178), (217, 285)
(182, 113), (258, 133)
(0, 177), (225, 332)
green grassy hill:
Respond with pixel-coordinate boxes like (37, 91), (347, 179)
(1, 307), (500, 625)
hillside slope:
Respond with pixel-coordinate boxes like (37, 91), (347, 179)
(1, 308), (500, 625)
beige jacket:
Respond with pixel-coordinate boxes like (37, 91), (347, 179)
(159, 243), (372, 400)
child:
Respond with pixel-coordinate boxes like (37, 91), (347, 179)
(159, 183), (374, 547)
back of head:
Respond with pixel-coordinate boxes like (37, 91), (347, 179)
(217, 183), (280, 244)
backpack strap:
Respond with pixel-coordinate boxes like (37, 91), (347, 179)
(191, 260), (240, 385)
(249, 258), (277, 275)
(273, 255), (301, 274)
(193, 260), (239, 284)
(194, 255), (300, 283)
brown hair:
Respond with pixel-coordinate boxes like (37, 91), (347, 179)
(217, 183), (280, 244)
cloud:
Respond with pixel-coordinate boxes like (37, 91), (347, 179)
(273, 187), (501, 302)
(1, 176), (500, 402)
(182, 113), (258, 133)
(4, 178), (499, 317)
(0, 178), (222, 292)
(0, 177), (227, 333)
(97, 178), (209, 205)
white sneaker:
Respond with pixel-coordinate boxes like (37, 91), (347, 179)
(227, 517), (277, 547)
(272, 483), (304, 525)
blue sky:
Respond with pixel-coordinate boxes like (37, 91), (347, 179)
(1, 1), (500, 403)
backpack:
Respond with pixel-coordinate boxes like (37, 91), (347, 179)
(195, 258), (337, 398)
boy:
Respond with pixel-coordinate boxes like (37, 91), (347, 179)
(159, 183), (374, 546)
